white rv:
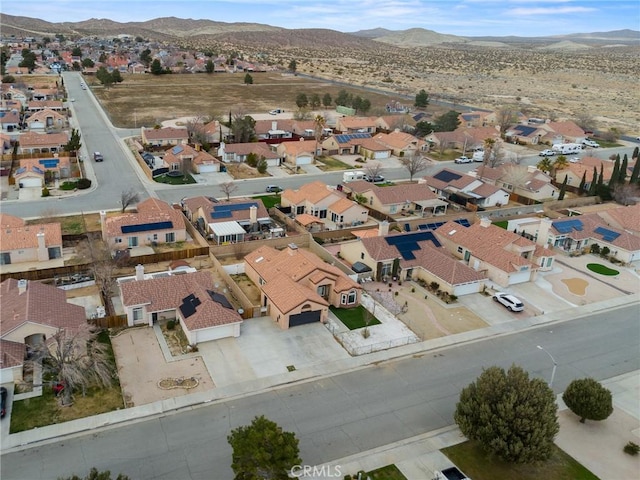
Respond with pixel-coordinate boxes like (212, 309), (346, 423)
(343, 170), (366, 182)
(552, 143), (583, 154)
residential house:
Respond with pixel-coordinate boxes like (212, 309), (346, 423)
(0, 278), (87, 353)
(423, 168), (510, 209)
(357, 137), (392, 160)
(162, 144), (220, 174)
(280, 181), (368, 229)
(459, 111), (491, 128)
(540, 120), (585, 144)
(254, 119), (294, 140)
(342, 181), (448, 216)
(101, 198), (187, 250)
(340, 223), (485, 296)
(321, 133), (372, 156)
(141, 127), (189, 147)
(25, 108), (67, 131)
(217, 142), (281, 167)
(520, 215), (640, 263)
(276, 139), (317, 166)
(244, 243), (361, 329)
(0, 110), (21, 133)
(336, 116), (377, 134)
(1, 86), (28, 107)
(375, 114), (415, 133)
(182, 196), (272, 244)
(554, 156), (617, 189)
(26, 100), (65, 112)
(434, 217), (555, 287)
(119, 266), (242, 343)
(473, 164), (558, 204)
(17, 131), (69, 154)
(505, 124), (547, 145)
(373, 130), (428, 157)
(0, 338), (26, 382)
(425, 126), (500, 152)
(0, 213), (63, 268)
(593, 204), (640, 236)
(14, 156), (71, 188)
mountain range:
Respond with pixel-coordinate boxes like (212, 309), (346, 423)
(1, 14), (638, 50)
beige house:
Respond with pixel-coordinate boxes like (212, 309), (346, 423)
(423, 168), (510, 209)
(17, 131), (68, 154)
(217, 141), (281, 167)
(0, 213), (63, 269)
(25, 108), (67, 131)
(281, 181), (368, 229)
(162, 143), (220, 174)
(101, 198), (187, 250)
(373, 130), (428, 157)
(336, 116), (377, 134)
(472, 164), (558, 204)
(276, 139), (317, 166)
(321, 133), (372, 156)
(244, 244), (361, 329)
(141, 127), (189, 147)
(342, 181), (447, 216)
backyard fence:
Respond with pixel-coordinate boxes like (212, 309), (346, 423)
(90, 314), (128, 329)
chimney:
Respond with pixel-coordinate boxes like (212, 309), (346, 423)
(135, 264), (145, 281)
(272, 121), (277, 131)
(479, 217), (491, 228)
(537, 217), (553, 246)
(249, 205), (257, 224)
(287, 243), (298, 255)
(17, 279), (27, 295)
(378, 220), (389, 237)
(36, 230), (47, 261)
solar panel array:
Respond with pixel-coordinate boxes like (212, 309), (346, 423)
(121, 220), (173, 234)
(33, 166), (44, 175)
(179, 293), (201, 318)
(594, 226), (621, 242)
(334, 133), (371, 144)
(417, 218), (470, 231)
(385, 231), (441, 261)
(433, 170), (463, 183)
(513, 125), (538, 136)
(172, 145), (184, 155)
(553, 219), (583, 234)
(210, 202), (258, 220)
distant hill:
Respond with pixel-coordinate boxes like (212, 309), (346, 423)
(365, 28), (467, 46)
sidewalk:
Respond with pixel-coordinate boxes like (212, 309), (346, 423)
(317, 370), (640, 480)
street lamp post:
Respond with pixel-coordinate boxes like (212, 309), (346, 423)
(537, 345), (557, 388)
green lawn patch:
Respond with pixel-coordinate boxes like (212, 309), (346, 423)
(346, 464), (407, 480)
(60, 180), (78, 190)
(316, 156), (353, 171)
(442, 440), (598, 480)
(493, 220), (508, 229)
(329, 305), (381, 330)
(154, 173), (197, 185)
(586, 263), (619, 276)
(253, 194), (281, 209)
(426, 151), (459, 161)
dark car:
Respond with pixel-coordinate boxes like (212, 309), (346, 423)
(1, 386), (7, 418)
(363, 174), (385, 183)
(93, 151), (104, 162)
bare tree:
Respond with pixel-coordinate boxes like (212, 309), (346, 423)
(33, 325), (114, 406)
(496, 106), (518, 134)
(487, 141), (504, 167)
(365, 162), (384, 179)
(500, 164), (530, 191)
(120, 188), (140, 213)
(186, 114), (209, 145)
(612, 183), (640, 206)
(575, 112), (596, 133)
(400, 152), (429, 181)
(220, 181), (238, 201)
(89, 239), (118, 311)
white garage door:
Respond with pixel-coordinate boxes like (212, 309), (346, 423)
(509, 270), (532, 285)
(453, 282), (481, 296)
(19, 177), (42, 188)
(296, 155), (313, 165)
(198, 164), (218, 173)
(194, 323), (238, 343)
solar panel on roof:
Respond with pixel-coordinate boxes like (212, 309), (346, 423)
(455, 219), (471, 227)
(513, 125), (537, 136)
(418, 224), (428, 230)
(433, 170), (462, 183)
(211, 210), (232, 219)
(172, 145), (183, 155)
(121, 221), (173, 234)
(33, 166), (44, 174)
(553, 219), (583, 234)
(594, 226), (621, 242)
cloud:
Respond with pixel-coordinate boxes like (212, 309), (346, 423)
(508, 6), (596, 16)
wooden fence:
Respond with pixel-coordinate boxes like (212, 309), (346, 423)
(89, 314), (128, 329)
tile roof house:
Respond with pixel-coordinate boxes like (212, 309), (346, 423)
(276, 139), (317, 166)
(14, 155), (72, 188)
(101, 198), (187, 250)
(254, 119), (294, 140)
(26, 100), (65, 112)
(373, 130), (428, 157)
(25, 108), (68, 131)
(375, 114), (416, 132)
(541, 120), (585, 144)
(280, 181), (368, 230)
(595, 204), (640, 236)
(0, 278), (87, 347)
(434, 217), (555, 287)
(244, 244), (361, 329)
(141, 127), (189, 147)
(0, 338), (26, 382)
(473, 164), (559, 204)
(526, 215), (640, 264)
(336, 116), (377, 134)
(423, 168), (510, 209)
(340, 226), (485, 296)
(162, 144), (220, 174)
(554, 156), (617, 189)
(217, 141), (281, 167)
(321, 132), (372, 156)
(505, 124), (547, 145)
(0, 213), (63, 269)
(459, 111), (492, 128)
(181, 196), (271, 244)
(425, 126), (500, 151)
(17, 131), (69, 154)
(342, 181), (448, 216)
(119, 266), (242, 343)
(0, 110), (21, 133)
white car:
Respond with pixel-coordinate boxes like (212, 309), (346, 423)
(569, 157), (580, 163)
(539, 149), (555, 157)
(454, 156), (471, 164)
(493, 292), (524, 312)
(582, 139), (599, 148)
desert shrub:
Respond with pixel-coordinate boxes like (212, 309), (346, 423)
(624, 441), (639, 456)
(76, 178), (92, 189)
(166, 319), (176, 330)
(41, 187), (50, 197)
(429, 281), (440, 291)
(60, 181), (77, 190)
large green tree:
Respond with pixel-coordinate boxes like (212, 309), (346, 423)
(454, 365), (559, 464)
(558, 175), (568, 200)
(65, 128), (82, 153)
(414, 89), (429, 108)
(433, 110), (461, 132)
(227, 415), (301, 480)
(562, 378), (613, 424)
(150, 59), (164, 75)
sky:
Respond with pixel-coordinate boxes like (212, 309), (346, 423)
(5, 0), (639, 37)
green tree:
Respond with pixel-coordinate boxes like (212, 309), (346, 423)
(288, 59), (297, 73)
(562, 378), (613, 424)
(322, 93), (332, 108)
(205, 59), (214, 73)
(150, 59), (164, 75)
(536, 158), (553, 174)
(111, 69), (123, 84)
(415, 121), (433, 137)
(65, 128), (82, 153)
(414, 89), (429, 108)
(58, 467), (130, 480)
(433, 110), (461, 132)
(257, 158), (268, 174)
(2, 75), (16, 83)
(578, 171), (587, 193)
(618, 154), (628, 184)
(96, 66), (113, 87)
(454, 364), (558, 464)
(610, 155), (620, 186)
(71, 46), (82, 58)
(19, 49), (37, 71)
(227, 415), (301, 480)
(245, 152), (258, 168)
(633, 146), (639, 160)
(81, 58), (94, 68)
(295, 93), (308, 109)
(244, 73), (253, 85)
(99, 52), (108, 63)
(558, 175), (568, 200)
(335, 89), (351, 107)
(309, 93), (321, 109)
(139, 48), (152, 67)
(597, 164), (604, 187)
(629, 154), (640, 184)
(552, 155), (568, 178)
(360, 98), (371, 114)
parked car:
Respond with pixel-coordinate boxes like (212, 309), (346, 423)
(454, 156), (471, 164)
(582, 139), (600, 148)
(539, 149), (555, 157)
(363, 174), (385, 183)
(93, 151), (104, 162)
(1, 387), (7, 418)
(265, 185), (282, 193)
(569, 157), (580, 163)
(493, 292), (524, 312)
(269, 108), (283, 115)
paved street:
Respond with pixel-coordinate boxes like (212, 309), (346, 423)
(1, 304), (637, 480)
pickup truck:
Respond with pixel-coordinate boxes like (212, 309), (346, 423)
(538, 149), (555, 157)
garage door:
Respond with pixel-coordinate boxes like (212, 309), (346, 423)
(199, 164), (217, 173)
(19, 177), (42, 187)
(289, 310), (321, 327)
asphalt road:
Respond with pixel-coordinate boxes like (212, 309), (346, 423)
(2, 304), (637, 480)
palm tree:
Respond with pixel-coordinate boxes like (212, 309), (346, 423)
(313, 114), (326, 161)
(552, 155), (568, 180)
(536, 157), (553, 174)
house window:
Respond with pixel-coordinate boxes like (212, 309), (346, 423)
(296, 206), (305, 215)
(170, 163), (180, 171)
(389, 205), (397, 214)
(152, 233), (158, 241)
(128, 236), (138, 247)
(319, 209), (327, 219)
(381, 263), (392, 277)
(360, 252), (365, 260)
(341, 293), (347, 304)
(546, 257), (553, 267)
(457, 246), (463, 253)
(115, 238), (122, 243)
(347, 290), (356, 304)
(132, 307), (143, 323)
(165, 232), (175, 242)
